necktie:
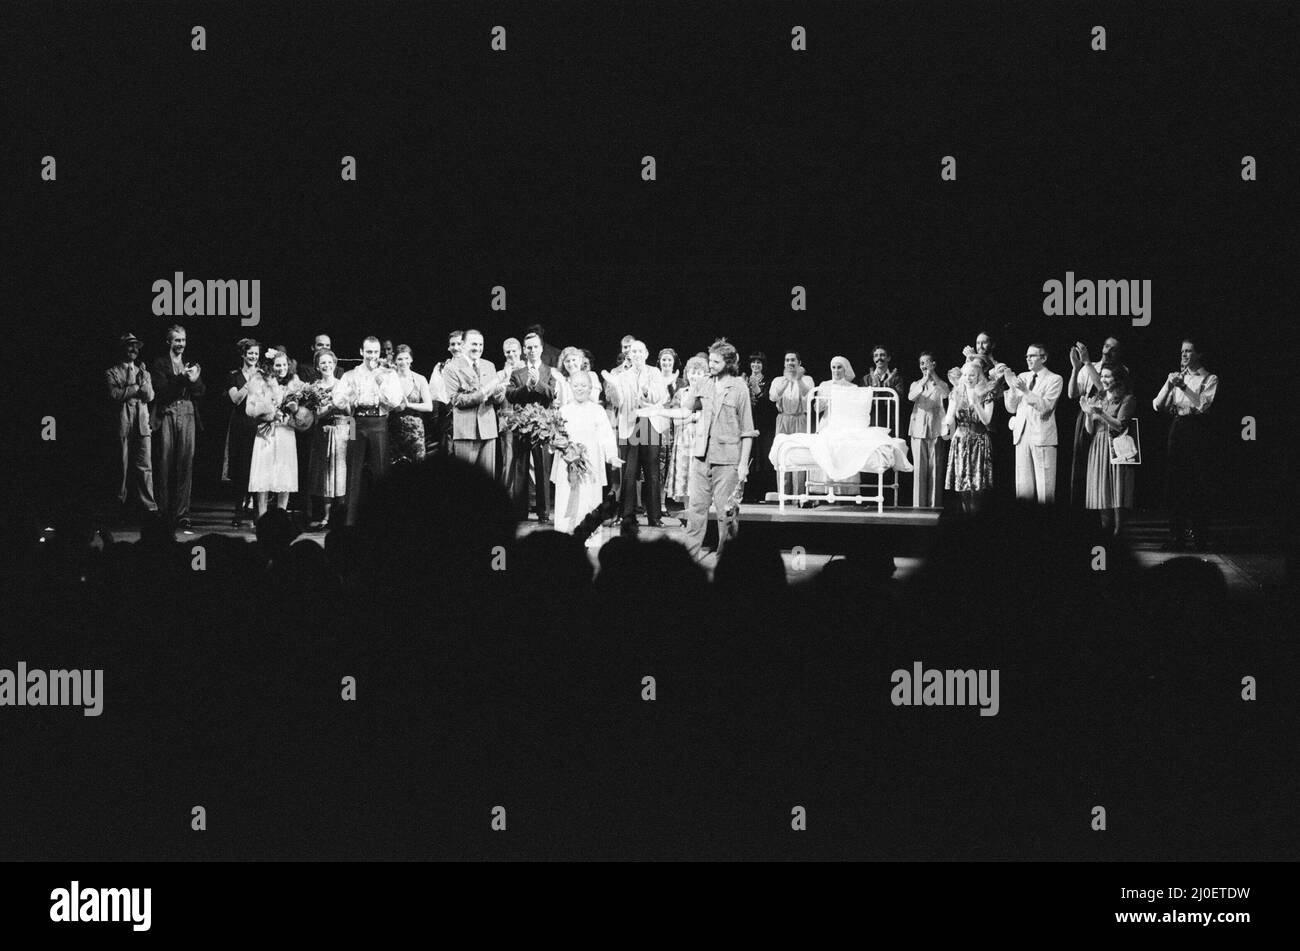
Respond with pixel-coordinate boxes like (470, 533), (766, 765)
(1028, 373), (1037, 391)
(529, 364), (538, 385)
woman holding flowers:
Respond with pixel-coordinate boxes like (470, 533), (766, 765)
(550, 371), (621, 540)
(246, 348), (313, 519)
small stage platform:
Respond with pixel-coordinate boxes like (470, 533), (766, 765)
(738, 501), (941, 527)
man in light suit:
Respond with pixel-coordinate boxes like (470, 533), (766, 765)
(443, 328), (507, 476)
(1001, 342), (1062, 505)
(506, 332), (559, 522)
(498, 336), (525, 489)
(907, 351), (949, 508)
(602, 339), (669, 529)
(105, 333), (158, 515)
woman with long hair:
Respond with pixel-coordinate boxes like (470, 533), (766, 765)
(744, 350), (775, 502)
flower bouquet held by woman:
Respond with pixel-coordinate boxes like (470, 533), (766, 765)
(501, 402), (592, 487)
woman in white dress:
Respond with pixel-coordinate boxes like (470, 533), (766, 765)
(246, 349), (311, 518)
(809, 355), (862, 499)
(552, 370), (621, 542)
(307, 349), (351, 529)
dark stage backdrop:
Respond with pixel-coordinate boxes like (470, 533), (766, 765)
(7, 1), (1289, 518)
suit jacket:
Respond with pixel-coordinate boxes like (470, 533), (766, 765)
(149, 355), (206, 432)
(507, 363), (557, 411)
(687, 375), (758, 464)
(1004, 368), (1063, 446)
(606, 364), (670, 439)
(443, 355), (505, 440)
(106, 362), (154, 438)
(908, 377), (950, 439)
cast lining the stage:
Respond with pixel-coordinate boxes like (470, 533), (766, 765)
(107, 325), (1221, 557)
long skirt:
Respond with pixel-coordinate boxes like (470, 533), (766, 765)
(310, 418), (351, 498)
(667, 419), (698, 502)
(1084, 426), (1135, 509)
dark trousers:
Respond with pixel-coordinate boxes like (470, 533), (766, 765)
(511, 434), (552, 520)
(1166, 415), (1210, 538)
(345, 416), (390, 526)
(619, 440), (662, 523)
(153, 402), (196, 520)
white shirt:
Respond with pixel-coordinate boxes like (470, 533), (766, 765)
(1153, 368), (1218, 416)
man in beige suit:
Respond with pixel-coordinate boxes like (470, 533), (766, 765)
(105, 333), (157, 514)
(907, 351), (949, 508)
(443, 329), (508, 476)
(1000, 342), (1063, 505)
(603, 339), (669, 528)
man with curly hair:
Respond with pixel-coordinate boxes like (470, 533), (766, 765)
(680, 338), (758, 562)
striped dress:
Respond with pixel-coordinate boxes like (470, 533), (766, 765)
(1084, 393), (1136, 509)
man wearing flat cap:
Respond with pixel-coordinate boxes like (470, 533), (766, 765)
(105, 333), (158, 515)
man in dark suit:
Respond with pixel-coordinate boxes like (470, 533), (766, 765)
(527, 323), (563, 370)
(149, 324), (206, 529)
(506, 332), (558, 523)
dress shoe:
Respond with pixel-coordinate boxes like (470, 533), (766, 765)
(647, 520), (665, 528)
(176, 517), (192, 529)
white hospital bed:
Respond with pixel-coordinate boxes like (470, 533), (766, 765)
(769, 386), (913, 514)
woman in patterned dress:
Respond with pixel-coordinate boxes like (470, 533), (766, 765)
(943, 360), (996, 515)
(1082, 362), (1136, 536)
(656, 347), (680, 511)
(307, 349), (351, 529)
(389, 344), (434, 465)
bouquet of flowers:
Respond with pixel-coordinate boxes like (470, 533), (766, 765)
(501, 403), (591, 487)
(259, 380), (330, 436)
